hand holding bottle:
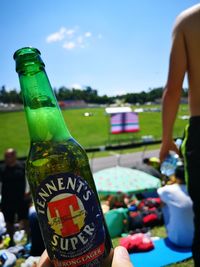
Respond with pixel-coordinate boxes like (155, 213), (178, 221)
(159, 139), (180, 163)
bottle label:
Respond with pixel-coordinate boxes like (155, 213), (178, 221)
(35, 173), (106, 266)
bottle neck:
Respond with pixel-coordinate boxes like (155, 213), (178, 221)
(19, 69), (71, 142)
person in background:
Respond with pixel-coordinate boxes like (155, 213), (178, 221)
(132, 157), (162, 179)
(159, 4), (200, 265)
(0, 148), (30, 246)
(29, 205), (45, 256)
(157, 165), (194, 247)
(38, 246), (134, 267)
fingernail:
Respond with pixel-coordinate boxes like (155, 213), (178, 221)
(116, 246), (129, 259)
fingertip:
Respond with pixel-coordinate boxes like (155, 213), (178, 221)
(114, 246), (130, 260)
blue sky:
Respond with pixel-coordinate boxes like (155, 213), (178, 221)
(0, 0), (199, 96)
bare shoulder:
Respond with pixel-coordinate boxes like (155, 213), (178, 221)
(175, 4), (200, 27)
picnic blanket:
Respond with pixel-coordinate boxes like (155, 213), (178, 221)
(130, 238), (192, 267)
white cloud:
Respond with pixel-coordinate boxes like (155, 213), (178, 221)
(66, 29), (76, 38)
(46, 27), (66, 43)
(76, 36), (86, 48)
(63, 42), (76, 50)
(46, 27), (100, 50)
(85, 32), (92, 38)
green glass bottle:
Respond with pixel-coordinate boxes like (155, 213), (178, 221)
(14, 47), (113, 267)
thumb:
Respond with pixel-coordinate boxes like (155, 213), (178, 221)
(38, 250), (53, 267)
(112, 246), (134, 267)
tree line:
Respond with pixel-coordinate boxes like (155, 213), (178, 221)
(0, 85), (188, 105)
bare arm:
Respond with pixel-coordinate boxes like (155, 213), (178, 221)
(160, 19), (187, 162)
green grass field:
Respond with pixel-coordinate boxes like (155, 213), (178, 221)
(0, 104), (189, 159)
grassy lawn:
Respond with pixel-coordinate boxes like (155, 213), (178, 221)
(0, 104), (189, 159)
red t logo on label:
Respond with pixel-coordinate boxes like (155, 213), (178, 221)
(48, 195), (82, 237)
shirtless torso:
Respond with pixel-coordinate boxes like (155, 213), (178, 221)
(160, 4), (200, 161)
(179, 4), (200, 115)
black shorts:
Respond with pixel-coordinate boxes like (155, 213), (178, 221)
(182, 116), (200, 265)
(2, 200), (29, 223)
(182, 116), (200, 200)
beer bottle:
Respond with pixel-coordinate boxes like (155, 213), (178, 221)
(13, 47), (113, 266)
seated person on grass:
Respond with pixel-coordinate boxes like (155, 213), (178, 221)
(157, 165), (194, 247)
